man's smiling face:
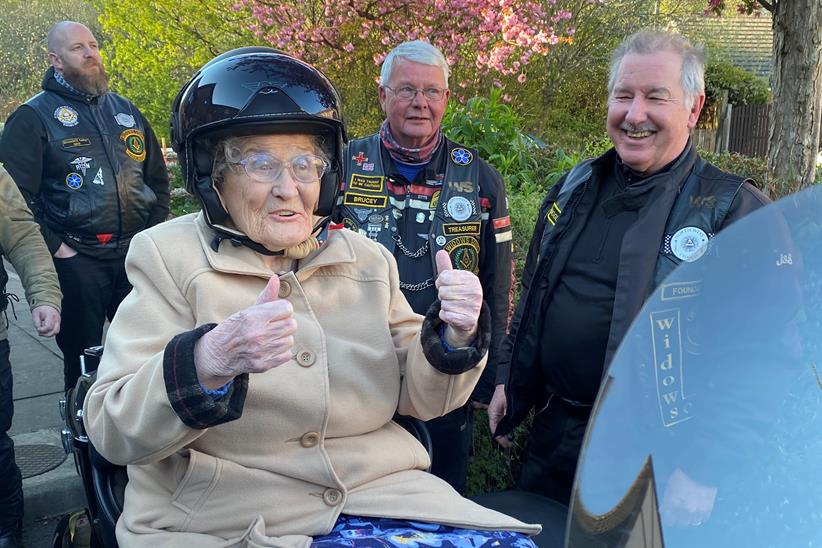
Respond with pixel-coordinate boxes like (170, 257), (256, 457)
(606, 50), (704, 175)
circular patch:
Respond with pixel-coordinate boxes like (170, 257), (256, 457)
(446, 196), (473, 222)
(120, 129), (146, 162)
(444, 236), (480, 274)
(342, 218), (358, 231)
(54, 106), (79, 127)
(65, 172), (83, 189)
(670, 227), (709, 262)
(435, 235), (447, 246)
(450, 148), (473, 166)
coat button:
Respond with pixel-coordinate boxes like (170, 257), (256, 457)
(300, 431), (320, 448)
(322, 488), (343, 506)
(296, 350), (315, 367)
(278, 280), (292, 298)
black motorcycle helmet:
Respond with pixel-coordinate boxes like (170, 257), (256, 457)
(171, 47), (347, 252)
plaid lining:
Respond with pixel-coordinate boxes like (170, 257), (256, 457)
(420, 300), (492, 374)
(163, 324), (248, 429)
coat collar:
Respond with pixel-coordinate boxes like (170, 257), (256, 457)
(193, 213), (357, 280)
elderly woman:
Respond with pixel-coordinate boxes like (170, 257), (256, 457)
(83, 49), (539, 547)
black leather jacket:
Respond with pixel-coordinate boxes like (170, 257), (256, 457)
(495, 145), (770, 436)
(0, 68), (169, 259)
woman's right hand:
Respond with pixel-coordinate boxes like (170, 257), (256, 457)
(194, 275), (296, 390)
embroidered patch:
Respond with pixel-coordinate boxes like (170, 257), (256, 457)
(546, 202), (561, 226)
(120, 129), (146, 161)
(349, 174), (384, 193)
(450, 148), (473, 166)
(65, 172), (83, 189)
(351, 151), (368, 166)
(669, 227), (709, 263)
(493, 215), (511, 230)
(443, 222), (481, 236)
(445, 196), (473, 222)
(92, 168), (105, 186)
(96, 233), (113, 245)
(431, 190), (441, 210)
(447, 180), (474, 193)
(444, 236), (480, 274)
(54, 106), (79, 127)
(114, 112), (136, 128)
(343, 193), (388, 208)
(61, 137), (91, 149)
(70, 157), (93, 176)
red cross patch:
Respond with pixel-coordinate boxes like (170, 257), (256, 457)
(352, 151), (367, 166)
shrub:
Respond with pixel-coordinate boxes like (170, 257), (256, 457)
(705, 60), (771, 107)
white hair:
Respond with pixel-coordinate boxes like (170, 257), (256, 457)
(608, 30), (706, 109)
(379, 40), (450, 88)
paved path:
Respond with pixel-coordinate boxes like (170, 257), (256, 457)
(4, 259), (86, 547)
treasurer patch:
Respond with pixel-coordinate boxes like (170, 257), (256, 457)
(120, 129), (146, 161)
(444, 236), (480, 274)
(343, 193), (388, 208)
(349, 174), (384, 192)
(443, 222), (480, 236)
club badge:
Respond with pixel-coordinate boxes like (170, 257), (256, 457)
(670, 227), (709, 262)
(446, 196), (473, 222)
(54, 106), (79, 127)
(92, 168), (105, 186)
(435, 235), (447, 246)
(120, 129), (146, 162)
(444, 236), (480, 274)
(450, 148), (473, 166)
(70, 157), (93, 176)
(65, 172), (83, 189)
(114, 112), (136, 128)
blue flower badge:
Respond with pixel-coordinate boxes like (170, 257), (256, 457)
(65, 172), (83, 189)
(450, 148), (473, 166)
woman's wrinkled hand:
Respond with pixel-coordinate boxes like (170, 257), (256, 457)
(194, 276), (296, 390)
(435, 250), (483, 348)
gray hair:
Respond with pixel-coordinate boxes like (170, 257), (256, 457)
(608, 30), (706, 109)
(379, 40), (450, 88)
(210, 134), (329, 187)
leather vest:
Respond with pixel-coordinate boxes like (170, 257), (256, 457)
(26, 89), (158, 255)
(538, 157), (744, 287)
(0, 265), (8, 313)
(339, 135), (483, 274)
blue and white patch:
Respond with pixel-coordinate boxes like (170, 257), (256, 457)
(54, 106), (79, 127)
(65, 172), (83, 189)
(435, 235), (447, 246)
(670, 227), (709, 262)
(450, 148), (473, 166)
(445, 196), (473, 222)
(70, 157), (93, 176)
(114, 112), (136, 128)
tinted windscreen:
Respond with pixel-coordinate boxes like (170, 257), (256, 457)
(569, 186), (822, 547)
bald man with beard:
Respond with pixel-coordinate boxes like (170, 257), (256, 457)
(0, 21), (169, 392)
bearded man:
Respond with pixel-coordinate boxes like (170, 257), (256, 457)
(0, 21), (169, 391)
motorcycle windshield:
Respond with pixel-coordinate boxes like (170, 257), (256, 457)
(568, 185), (822, 548)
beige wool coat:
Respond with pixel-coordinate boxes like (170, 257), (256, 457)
(84, 212), (540, 547)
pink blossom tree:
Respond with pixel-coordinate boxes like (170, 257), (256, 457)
(236, 0), (578, 94)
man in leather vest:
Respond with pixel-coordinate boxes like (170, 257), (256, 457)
(0, 21), (169, 392)
(0, 167), (62, 548)
(489, 30), (770, 505)
(335, 41), (514, 493)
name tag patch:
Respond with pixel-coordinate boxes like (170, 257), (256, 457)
(343, 193), (388, 208)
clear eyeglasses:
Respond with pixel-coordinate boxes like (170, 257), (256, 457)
(384, 86), (448, 102)
(229, 153), (330, 184)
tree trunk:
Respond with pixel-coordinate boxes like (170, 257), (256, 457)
(768, 0), (822, 190)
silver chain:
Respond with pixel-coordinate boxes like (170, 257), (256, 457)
(399, 278), (434, 291)
(392, 233), (430, 258)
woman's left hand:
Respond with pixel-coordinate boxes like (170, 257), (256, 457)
(435, 250), (483, 347)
